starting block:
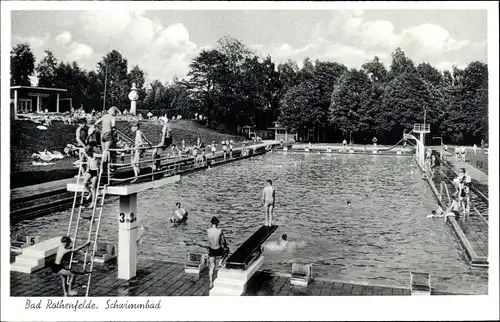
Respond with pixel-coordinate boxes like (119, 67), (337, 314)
(283, 146), (288, 151)
(305, 148), (310, 152)
(326, 148), (332, 153)
(410, 272), (431, 295)
(397, 150), (402, 155)
(11, 235), (39, 253)
(290, 263), (313, 287)
(349, 149), (354, 153)
(184, 253), (208, 274)
(373, 150), (378, 154)
(94, 243), (117, 263)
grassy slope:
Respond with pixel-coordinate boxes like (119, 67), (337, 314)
(10, 119), (245, 188)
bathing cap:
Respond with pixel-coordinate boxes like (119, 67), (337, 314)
(210, 216), (220, 225)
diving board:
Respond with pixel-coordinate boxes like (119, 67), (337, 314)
(225, 225), (278, 269)
(210, 225), (278, 296)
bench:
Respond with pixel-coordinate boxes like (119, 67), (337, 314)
(290, 263), (313, 287)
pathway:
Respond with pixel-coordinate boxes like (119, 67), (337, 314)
(11, 258), (465, 297)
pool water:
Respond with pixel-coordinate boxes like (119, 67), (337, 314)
(12, 152), (488, 294)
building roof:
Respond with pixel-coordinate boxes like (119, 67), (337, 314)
(11, 86), (67, 92)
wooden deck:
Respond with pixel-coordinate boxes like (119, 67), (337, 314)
(10, 258), (426, 297)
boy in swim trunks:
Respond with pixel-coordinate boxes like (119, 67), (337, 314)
(95, 106), (118, 169)
(206, 216), (229, 289)
(222, 141), (228, 161)
(52, 236), (90, 296)
(211, 141), (216, 157)
(262, 179), (276, 226)
(131, 122), (151, 183)
(152, 117), (172, 171)
(82, 146), (101, 210)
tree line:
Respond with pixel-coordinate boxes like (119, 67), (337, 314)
(10, 36), (488, 144)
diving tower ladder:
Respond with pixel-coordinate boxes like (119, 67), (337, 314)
(66, 151), (109, 296)
(67, 148), (181, 296)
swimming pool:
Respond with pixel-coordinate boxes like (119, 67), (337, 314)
(11, 152), (488, 294)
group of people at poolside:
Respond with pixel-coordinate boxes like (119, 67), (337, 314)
(52, 177), (286, 294)
(427, 168), (472, 222)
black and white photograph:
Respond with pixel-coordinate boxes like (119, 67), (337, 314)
(1, 1), (498, 321)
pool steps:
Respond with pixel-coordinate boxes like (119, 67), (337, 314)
(11, 236), (62, 273)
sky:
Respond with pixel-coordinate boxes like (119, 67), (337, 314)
(11, 9), (488, 84)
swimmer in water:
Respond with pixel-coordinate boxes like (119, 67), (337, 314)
(426, 205), (444, 218)
(427, 196), (461, 222)
(170, 202), (188, 223)
(263, 234), (305, 252)
(346, 201), (352, 207)
(262, 179), (276, 226)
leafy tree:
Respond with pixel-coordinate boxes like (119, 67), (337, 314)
(53, 61), (90, 109)
(11, 43), (35, 86)
(417, 62), (442, 87)
(387, 47), (416, 81)
(277, 60), (300, 96)
(297, 57), (315, 83)
(279, 80), (325, 132)
(362, 56), (387, 83)
(97, 50), (130, 109)
(186, 49), (229, 127)
(36, 50), (58, 87)
(330, 69), (372, 139)
(380, 71), (434, 141)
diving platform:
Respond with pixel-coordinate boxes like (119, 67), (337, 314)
(67, 174), (181, 281)
(67, 175), (180, 195)
(210, 225), (278, 296)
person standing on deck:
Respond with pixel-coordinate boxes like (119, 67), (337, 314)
(211, 141), (217, 157)
(206, 216), (229, 289)
(262, 179), (276, 227)
(372, 136), (378, 148)
(222, 140), (228, 161)
(75, 118), (88, 149)
(94, 106), (118, 170)
(75, 118), (89, 171)
(152, 117), (172, 171)
(131, 122), (151, 183)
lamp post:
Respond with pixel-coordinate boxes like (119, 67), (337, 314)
(433, 136), (443, 159)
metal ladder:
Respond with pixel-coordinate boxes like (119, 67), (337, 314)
(66, 149), (109, 296)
